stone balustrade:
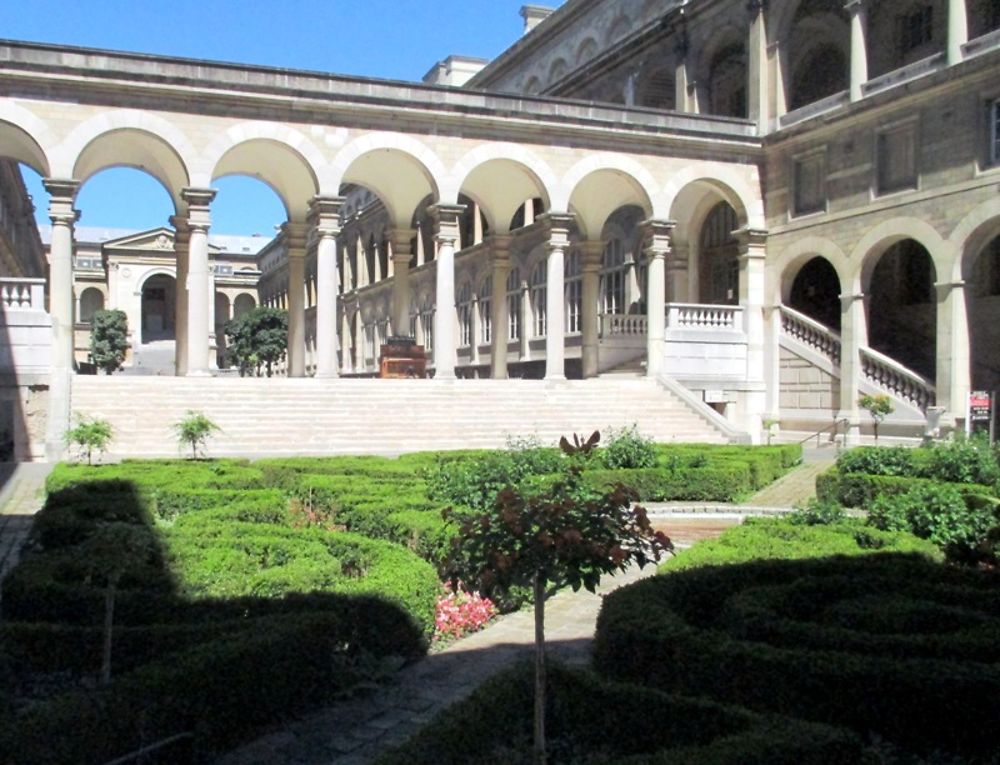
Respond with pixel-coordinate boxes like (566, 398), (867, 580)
(1, 278), (46, 312)
(779, 305), (841, 366)
(667, 303), (743, 331)
(860, 347), (936, 412)
(600, 313), (648, 337)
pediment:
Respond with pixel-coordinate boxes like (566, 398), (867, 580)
(103, 227), (176, 252)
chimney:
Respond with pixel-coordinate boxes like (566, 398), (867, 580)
(520, 5), (555, 36)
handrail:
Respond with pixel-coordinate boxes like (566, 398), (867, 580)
(799, 417), (849, 447)
(860, 345), (935, 411)
(779, 305), (841, 365)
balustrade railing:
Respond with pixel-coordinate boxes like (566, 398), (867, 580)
(779, 305), (841, 365)
(600, 313), (647, 337)
(860, 347), (936, 412)
(666, 303), (742, 331)
(0, 278), (45, 311)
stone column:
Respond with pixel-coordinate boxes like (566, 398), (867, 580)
(643, 221), (675, 378)
(310, 195), (343, 379)
(431, 204), (464, 379)
(353, 309), (365, 372)
(43, 179), (79, 459)
(544, 215), (573, 380)
(846, 0), (869, 102)
(737, 228), (769, 438)
(283, 222), (309, 378)
(182, 187), (216, 377)
(667, 244), (690, 303)
(208, 264), (218, 370)
(341, 306), (354, 374)
(947, 0), (969, 65)
(520, 278), (531, 360)
(470, 292), (481, 366)
(169, 218), (189, 375)
(673, 25), (690, 112)
(489, 235), (512, 379)
(580, 241), (603, 379)
(747, 0), (769, 132)
(356, 235), (369, 288)
(936, 280), (971, 427)
(838, 292), (867, 444)
(390, 228), (417, 336)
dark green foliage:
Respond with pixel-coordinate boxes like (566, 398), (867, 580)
(594, 554), (1000, 760)
(376, 663), (864, 765)
(816, 468), (989, 509)
(63, 416), (113, 465)
(89, 309), (128, 374)
(659, 517), (940, 572)
(224, 306), (288, 377)
(836, 446), (915, 476)
(923, 433), (1000, 485)
(787, 498), (847, 525)
(601, 424), (657, 469)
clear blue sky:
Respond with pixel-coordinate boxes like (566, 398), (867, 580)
(11, 0), (553, 235)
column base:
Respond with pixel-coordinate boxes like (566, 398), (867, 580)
(186, 369), (213, 378)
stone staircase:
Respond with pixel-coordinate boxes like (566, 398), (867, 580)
(70, 376), (732, 459)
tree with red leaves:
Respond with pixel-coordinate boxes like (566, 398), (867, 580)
(444, 432), (673, 765)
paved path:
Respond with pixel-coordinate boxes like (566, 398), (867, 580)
(215, 562), (665, 765)
(0, 462), (51, 586)
(749, 450), (835, 508)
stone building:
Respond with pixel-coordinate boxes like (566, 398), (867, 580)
(0, 0), (998, 459)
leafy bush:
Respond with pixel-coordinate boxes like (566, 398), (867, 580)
(787, 498), (847, 525)
(601, 424), (657, 469)
(433, 584), (497, 642)
(659, 517), (939, 573)
(89, 309), (128, 375)
(174, 410), (220, 459)
(595, 554), (1000, 761)
(923, 433), (1000, 485)
(815, 468), (989, 509)
(64, 416), (113, 465)
(377, 663), (863, 765)
(868, 483), (996, 559)
(836, 446), (914, 477)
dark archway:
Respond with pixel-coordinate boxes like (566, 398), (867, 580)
(867, 239), (936, 379)
(141, 274), (176, 344)
(698, 202), (740, 305)
(967, 232), (1000, 394)
(789, 256), (841, 330)
(708, 44), (747, 118)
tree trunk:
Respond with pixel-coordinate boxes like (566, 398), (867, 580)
(101, 582), (115, 685)
(533, 572), (547, 765)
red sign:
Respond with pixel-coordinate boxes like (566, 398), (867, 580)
(969, 391), (992, 423)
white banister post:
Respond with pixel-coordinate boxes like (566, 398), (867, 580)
(580, 241), (603, 379)
(947, 0), (969, 65)
(390, 228), (417, 336)
(737, 228), (769, 439)
(846, 0), (869, 102)
(838, 292), (867, 445)
(488, 235), (512, 380)
(283, 221), (309, 378)
(310, 195), (344, 379)
(543, 214), (573, 380)
(936, 280), (971, 430)
(642, 220), (675, 378)
(181, 187), (216, 377)
(43, 179), (79, 459)
(430, 204), (464, 380)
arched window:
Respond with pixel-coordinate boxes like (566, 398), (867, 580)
(457, 282), (473, 348)
(601, 240), (627, 315)
(530, 262), (547, 337)
(234, 293), (256, 318)
(637, 66), (676, 110)
(363, 323), (376, 368)
(699, 202), (740, 305)
(565, 250), (583, 334)
(79, 287), (104, 324)
(507, 267), (522, 341)
(479, 278), (493, 344)
(708, 43), (747, 117)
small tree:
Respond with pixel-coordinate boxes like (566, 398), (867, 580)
(90, 309), (129, 374)
(444, 432), (672, 765)
(64, 416), (113, 465)
(174, 410), (220, 459)
(224, 307), (288, 377)
(80, 523), (154, 684)
(860, 394), (894, 442)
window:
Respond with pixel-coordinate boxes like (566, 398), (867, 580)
(507, 267), (521, 341)
(793, 150), (826, 216)
(79, 288), (104, 323)
(601, 240), (626, 315)
(565, 250), (582, 334)
(991, 99), (1000, 165)
(457, 283), (473, 348)
(897, 5), (933, 56)
(530, 262), (547, 337)
(420, 308), (434, 353)
(877, 121), (919, 194)
(363, 324), (376, 366)
(479, 278), (492, 344)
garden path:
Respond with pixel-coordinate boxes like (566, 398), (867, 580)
(0, 462), (51, 586)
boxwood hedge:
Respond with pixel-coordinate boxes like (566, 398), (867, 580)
(594, 554), (1000, 760)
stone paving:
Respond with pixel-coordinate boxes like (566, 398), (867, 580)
(0, 462), (51, 587)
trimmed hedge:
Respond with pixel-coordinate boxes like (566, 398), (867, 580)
(594, 554), (1000, 759)
(376, 663), (862, 765)
(816, 468), (993, 509)
(659, 517), (941, 572)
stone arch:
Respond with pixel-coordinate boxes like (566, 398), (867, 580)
(78, 286), (105, 323)
(949, 197), (1000, 281)
(576, 37), (599, 65)
(450, 145), (556, 235)
(770, 235), (850, 305)
(138, 270), (177, 344)
(850, 217), (952, 294)
(332, 133), (445, 228)
(555, 154), (658, 239)
(524, 76), (543, 95)
(775, 0), (850, 111)
(0, 106), (53, 176)
(209, 134), (321, 222)
(636, 64), (676, 110)
(548, 58), (569, 84)
(698, 24), (748, 118)
(606, 13), (632, 45)
(664, 165), (763, 230)
(234, 292), (256, 318)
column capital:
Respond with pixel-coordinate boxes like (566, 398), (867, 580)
(579, 239), (605, 271)
(42, 178), (80, 200)
(308, 194), (344, 237)
(44, 179), (80, 226)
(844, 0), (866, 14)
(429, 203), (465, 245)
(281, 221), (309, 253)
(735, 227), (768, 254)
(839, 292), (865, 305)
(934, 280), (967, 292)
(181, 187), (217, 209)
(641, 219), (676, 257)
(389, 227), (417, 258)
